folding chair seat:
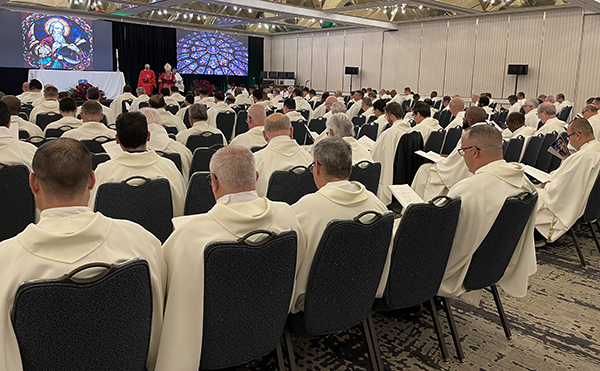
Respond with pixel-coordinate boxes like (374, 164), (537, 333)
(266, 165), (318, 205)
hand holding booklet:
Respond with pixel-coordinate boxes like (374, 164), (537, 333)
(547, 136), (570, 160)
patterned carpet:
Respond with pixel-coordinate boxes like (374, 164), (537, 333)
(224, 224), (600, 371)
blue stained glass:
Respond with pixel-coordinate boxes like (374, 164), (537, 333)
(177, 31), (248, 76)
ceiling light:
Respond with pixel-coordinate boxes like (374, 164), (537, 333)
(383, 9), (387, 13)
(311, 18), (315, 22)
(203, 15), (206, 19)
(402, 9), (405, 13)
(419, 5), (423, 9)
(402, 3), (406, 7)
(319, 19), (323, 23)
(97, 0), (101, 5)
(223, 6), (227, 9)
(249, 8), (252, 12)
(197, 15), (201, 20)
(183, 13), (187, 18)
(258, 23), (261, 28)
(234, 6), (237, 10)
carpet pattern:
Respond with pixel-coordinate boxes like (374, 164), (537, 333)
(221, 224), (600, 371)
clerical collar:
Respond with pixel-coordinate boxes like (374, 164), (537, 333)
(216, 190), (259, 204)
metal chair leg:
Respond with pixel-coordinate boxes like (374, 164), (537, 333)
(367, 314), (385, 371)
(490, 284), (512, 340)
(588, 222), (600, 256)
(284, 330), (297, 371)
(276, 338), (286, 371)
(567, 228), (587, 267)
(429, 298), (450, 362)
(361, 319), (380, 371)
(440, 297), (465, 363)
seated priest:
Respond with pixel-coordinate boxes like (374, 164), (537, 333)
(43, 97), (83, 136)
(229, 104), (268, 149)
(408, 101), (442, 144)
(0, 138), (166, 371)
(176, 103), (228, 146)
(502, 112), (536, 140)
(326, 113), (373, 164)
(0, 101), (37, 171)
(1, 96), (43, 138)
(60, 101), (116, 141)
(438, 124), (537, 305)
(155, 145), (306, 371)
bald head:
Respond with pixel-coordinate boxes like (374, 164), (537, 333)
(462, 124), (503, 173)
(22, 82), (30, 92)
(1, 96), (20, 115)
(247, 104), (266, 128)
(325, 96), (337, 110)
(567, 118), (595, 150)
(264, 113), (292, 140)
(449, 97), (464, 116)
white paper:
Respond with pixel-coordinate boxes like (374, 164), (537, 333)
(415, 150), (442, 163)
(388, 184), (425, 208)
(523, 165), (551, 183)
(101, 141), (123, 159)
(172, 214), (197, 230)
(357, 135), (375, 150)
(8, 121), (19, 139)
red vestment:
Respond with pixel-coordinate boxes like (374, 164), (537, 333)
(158, 72), (176, 91)
(138, 69), (156, 95)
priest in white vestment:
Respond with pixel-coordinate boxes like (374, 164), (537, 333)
(149, 95), (187, 133)
(326, 113), (373, 164)
(15, 82), (30, 103)
(254, 113), (313, 197)
(507, 95), (521, 114)
(0, 102), (37, 171)
(439, 124), (537, 304)
(291, 88), (313, 121)
(29, 86), (60, 125)
(206, 91), (235, 129)
(291, 137), (388, 313)
(372, 99), (389, 138)
(523, 99), (540, 129)
(170, 86), (186, 103)
(535, 119), (600, 243)
(61, 101), (116, 141)
(176, 103), (228, 146)
(535, 103), (566, 136)
(155, 146), (306, 371)
(0, 138), (166, 371)
(22, 79), (43, 105)
(555, 93), (572, 114)
(284, 98), (306, 123)
(1, 96), (43, 138)
(582, 104), (600, 140)
(43, 97), (83, 136)
(175, 95), (195, 122)
(313, 96), (337, 119)
(360, 98), (375, 120)
(408, 101), (442, 144)
(109, 86), (136, 115)
(230, 104), (267, 149)
(75, 87), (117, 125)
(196, 89), (215, 109)
(502, 112), (536, 140)
(371, 102), (411, 205)
(130, 87), (150, 112)
(91, 111), (186, 216)
(346, 91), (365, 119)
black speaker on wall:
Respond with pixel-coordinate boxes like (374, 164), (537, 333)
(507, 64), (528, 75)
(345, 66), (359, 75)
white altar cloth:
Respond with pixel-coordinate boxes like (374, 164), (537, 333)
(28, 70), (125, 99)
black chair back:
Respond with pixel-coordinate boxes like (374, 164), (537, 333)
(201, 230), (297, 370)
(184, 171), (215, 215)
(166, 105), (179, 115)
(18, 112), (29, 121)
(20, 104), (33, 118)
(12, 259), (152, 371)
(121, 99), (133, 113)
(189, 144), (224, 178)
(497, 110), (508, 125)
(383, 197), (461, 308)
(266, 165), (318, 205)
(0, 164), (35, 242)
(231, 105), (244, 114)
(94, 176), (173, 243)
(35, 112), (61, 131)
(503, 136), (524, 163)
(139, 102), (149, 109)
(45, 125), (75, 138)
(367, 115), (377, 123)
(424, 129), (445, 154)
(216, 111), (235, 141)
(299, 109), (310, 120)
(438, 110), (453, 129)
(82, 136), (115, 154)
(433, 110), (441, 120)
(357, 123), (378, 142)
(183, 108), (191, 128)
(24, 136), (54, 148)
(520, 134), (544, 166)
(464, 192), (538, 291)
(433, 100), (442, 110)
(441, 125), (462, 155)
(156, 151), (182, 173)
(393, 131), (424, 185)
(19, 130), (29, 140)
(185, 132), (224, 153)
(301, 211), (394, 335)
(91, 153), (110, 170)
(534, 132), (558, 172)
(308, 117), (327, 134)
(251, 145), (266, 153)
(582, 170), (600, 223)
(165, 126), (178, 135)
(557, 106), (572, 122)
(352, 116), (366, 128)
(235, 110), (249, 136)
(291, 120), (311, 145)
(349, 161), (381, 195)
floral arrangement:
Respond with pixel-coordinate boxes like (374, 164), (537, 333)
(67, 82), (106, 101)
(191, 79), (216, 95)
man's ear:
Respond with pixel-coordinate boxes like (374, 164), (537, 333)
(88, 171), (96, 190)
(289, 127), (294, 139)
(29, 173), (40, 195)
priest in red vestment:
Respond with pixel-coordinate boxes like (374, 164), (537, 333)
(138, 64), (156, 95)
(158, 63), (176, 91)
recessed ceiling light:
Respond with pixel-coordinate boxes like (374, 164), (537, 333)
(249, 8), (252, 12)
(419, 5), (423, 9)
(402, 9), (405, 13)
(383, 9), (387, 13)
(234, 6), (237, 10)
(203, 15), (206, 19)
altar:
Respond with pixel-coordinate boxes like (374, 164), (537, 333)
(28, 70), (125, 99)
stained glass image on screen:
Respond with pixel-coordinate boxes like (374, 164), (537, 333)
(177, 31), (248, 76)
(22, 13), (93, 70)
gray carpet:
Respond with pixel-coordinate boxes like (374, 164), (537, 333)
(225, 224), (600, 371)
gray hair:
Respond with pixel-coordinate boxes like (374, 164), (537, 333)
(525, 98), (539, 109)
(313, 137), (352, 181)
(466, 123), (502, 153)
(136, 87), (146, 95)
(80, 101), (103, 118)
(188, 103), (208, 120)
(330, 101), (347, 114)
(248, 104), (266, 125)
(273, 88), (281, 95)
(362, 97), (373, 108)
(264, 113), (291, 134)
(538, 102), (556, 116)
(326, 113), (354, 138)
(209, 146), (256, 192)
(139, 107), (162, 125)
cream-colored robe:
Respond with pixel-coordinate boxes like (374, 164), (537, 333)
(43, 116), (83, 136)
(109, 92), (136, 115)
(16, 92), (30, 103)
(61, 121), (116, 141)
(91, 150), (187, 216)
(76, 104), (117, 125)
(535, 117), (566, 136)
(29, 100), (60, 125)
(536, 140), (600, 242)
(229, 126), (267, 149)
(439, 160), (537, 304)
(294, 96), (313, 121)
(525, 109), (539, 129)
(408, 117), (442, 144)
(157, 108), (187, 133)
(171, 92), (185, 103)
(9, 116), (42, 137)
(0, 207), (166, 371)
(343, 136), (373, 164)
(372, 114), (388, 138)
(502, 125), (536, 140)
(254, 136), (313, 197)
(291, 181), (389, 313)
(312, 102), (327, 118)
(130, 94), (150, 112)
(587, 114), (600, 141)
(175, 121), (228, 146)
(155, 197), (306, 371)
(148, 123), (193, 181)
(0, 127), (37, 171)
(22, 91), (42, 105)
(447, 111), (464, 129)
(197, 96), (215, 109)
(371, 119), (411, 205)
(361, 107), (375, 119)
(206, 101), (235, 129)
(346, 100), (362, 119)
(286, 110), (306, 123)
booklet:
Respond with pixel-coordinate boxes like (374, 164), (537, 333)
(547, 136), (570, 160)
(388, 184), (425, 208)
(357, 135), (375, 150)
(523, 165), (551, 183)
(415, 150), (442, 163)
(102, 141), (123, 159)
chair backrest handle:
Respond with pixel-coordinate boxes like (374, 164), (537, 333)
(237, 229), (276, 247)
(121, 175), (151, 185)
(354, 160), (373, 169)
(429, 195), (453, 207)
(514, 191), (535, 203)
(0, 162), (7, 169)
(353, 210), (383, 224)
(290, 165), (310, 174)
(60, 262), (117, 285)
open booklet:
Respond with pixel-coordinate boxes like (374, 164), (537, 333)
(102, 141), (123, 159)
(415, 150), (442, 163)
(522, 164), (551, 183)
(388, 184), (425, 208)
(547, 136), (570, 160)
(357, 135), (375, 150)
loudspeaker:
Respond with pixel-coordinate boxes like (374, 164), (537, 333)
(286, 71), (295, 79)
(269, 71), (278, 78)
(260, 71), (268, 78)
(345, 66), (359, 75)
(277, 71), (287, 78)
(507, 64), (528, 75)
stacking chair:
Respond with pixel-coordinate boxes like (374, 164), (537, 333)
(438, 110), (453, 129)
(444, 192), (538, 361)
(308, 117), (327, 134)
(534, 132), (558, 172)
(184, 171), (215, 215)
(357, 123), (378, 142)
(424, 129), (445, 154)
(216, 111), (235, 141)
(497, 111), (508, 125)
(251, 145), (266, 153)
(185, 132), (224, 153)
(235, 110), (249, 136)
(35, 112), (62, 131)
(20, 104), (33, 119)
(156, 150), (182, 174)
(201, 230), (297, 370)
(352, 116), (366, 128)
(548, 132), (569, 173)
(367, 115), (377, 123)
(91, 153), (110, 170)
(490, 112), (500, 124)
(393, 131), (424, 186)
(76, 114), (108, 126)
(183, 109), (191, 128)
(0, 164), (35, 242)
(94, 176), (173, 243)
(164, 126), (178, 136)
(286, 211), (395, 371)
(557, 106), (572, 122)
(18, 111), (29, 121)
(231, 105), (244, 114)
(433, 110), (441, 120)
(266, 165), (318, 205)
(166, 104), (179, 115)
(291, 120), (311, 145)
(82, 136), (115, 154)
(299, 109), (310, 121)
(374, 196), (462, 363)
(349, 161), (381, 195)
(520, 134), (544, 166)
(12, 259), (153, 371)
(24, 136), (54, 148)
(139, 102), (150, 109)
(121, 99), (133, 113)
(189, 144), (223, 178)
(503, 136), (525, 163)
(45, 125), (75, 138)
(441, 125), (462, 155)
(433, 100), (442, 110)
(19, 130), (30, 140)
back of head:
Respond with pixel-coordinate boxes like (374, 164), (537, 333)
(443, 95), (451, 103)
(585, 104), (598, 114)
(557, 93), (565, 100)
(86, 87), (100, 101)
(136, 87), (146, 96)
(170, 86), (179, 93)
(508, 94), (518, 104)
(368, 91), (377, 99)
(293, 87), (303, 97)
(525, 98), (539, 109)
(139, 107), (162, 125)
(449, 97), (464, 111)
(199, 88), (208, 96)
(80, 101), (103, 119)
(273, 88), (281, 95)
(58, 91), (68, 99)
(185, 94), (194, 105)
(160, 87), (171, 96)
(32, 138), (92, 201)
(517, 91), (525, 99)
(465, 106), (487, 124)
(355, 90), (365, 99)
(330, 101), (347, 114)
(413, 101), (431, 118)
(59, 97), (77, 113)
(423, 98), (433, 107)
(188, 103), (208, 121)
(313, 137), (352, 181)
(264, 113), (291, 136)
(466, 124), (502, 157)
(44, 86), (59, 99)
(478, 95), (490, 107)
(431, 91), (438, 98)
(385, 101), (404, 119)
(248, 104), (266, 126)
(570, 118), (594, 137)
(1, 96), (20, 115)
(326, 113), (354, 138)
(210, 146), (256, 192)
(362, 97), (373, 108)
(225, 96), (235, 105)
(253, 89), (263, 101)
(283, 98), (296, 111)
(123, 85), (132, 93)
(373, 99), (386, 113)
(116, 112), (148, 149)
(29, 79), (42, 91)
(0, 101), (10, 127)
(149, 94), (166, 109)
(506, 112), (525, 129)
(538, 102), (556, 116)
(214, 91), (225, 101)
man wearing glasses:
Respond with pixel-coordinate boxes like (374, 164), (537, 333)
(535, 103), (566, 136)
(535, 118), (600, 246)
(438, 124), (537, 304)
(581, 104), (600, 139)
(523, 98), (540, 129)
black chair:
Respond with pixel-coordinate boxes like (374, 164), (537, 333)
(20, 104), (33, 118)
(184, 171), (215, 215)
(185, 132), (224, 153)
(490, 112), (500, 124)
(424, 129), (445, 154)
(266, 165), (317, 205)
(201, 230), (297, 370)
(548, 132), (569, 173)
(18, 112), (29, 121)
(374, 196), (462, 363)
(189, 144), (223, 178)
(534, 132), (558, 172)
(352, 116), (366, 129)
(183, 108), (191, 128)
(168, 133), (177, 141)
(12, 259), (153, 371)
(19, 130), (29, 140)
(557, 106), (572, 122)
(235, 110), (249, 136)
(503, 136), (525, 163)
(165, 126), (178, 136)
(121, 99), (133, 113)
(433, 100), (442, 110)
(441, 125), (462, 155)
(24, 136), (54, 148)
(349, 161), (381, 195)
(357, 123), (378, 142)
(299, 109), (310, 120)
(0, 164), (35, 242)
(393, 131), (424, 186)
(286, 211), (395, 371)
(367, 115), (377, 123)
(291, 120), (312, 145)
(82, 136), (115, 154)
(216, 111), (235, 141)
(308, 117), (327, 134)
(35, 112), (62, 131)
(91, 153), (110, 170)
(45, 125), (75, 138)
(139, 101), (150, 109)
(438, 110), (453, 129)
(433, 110), (441, 120)
(166, 104), (179, 115)
(156, 150), (183, 174)
(94, 176), (173, 243)
(497, 110), (508, 125)
(520, 134), (544, 166)
(231, 105), (245, 114)
(251, 145), (266, 153)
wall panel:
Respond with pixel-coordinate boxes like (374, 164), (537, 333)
(271, 36), (284, 71)
(344, 29), (364, 92)
(361, 29), (383, 89)
(575, 14), (600, 110)
(472, 15), (508, 99)
(419, 20), (448, 95)
(395, 23), (421, 92)
(311, 34), (328, 91)
(444, 18), (476, 97)
(326, 32), (345, 90)
(263, 36), (272, 71)
(381, 31), (398, 89)
(297, 34), (313, 88)
(283, 35), (298, 74)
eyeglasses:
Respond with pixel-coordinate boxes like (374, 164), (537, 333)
(308, 161), (320, 173)
(458, 146), (480, 156)
(206, 173), (217, 185)
(582, 110), (590, 115)
(566, 131), (580, 138)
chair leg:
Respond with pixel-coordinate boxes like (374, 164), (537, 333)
(440, 297), (465, 363)
(361, 319), (380, 371)
(283, 330), (297, 371)
(367, 314), (385, 371)
(588, 222), (600, 256)
(490, 285), (512, 340)
(596, 220), (600, 255)
(567, 228), (587, 267)
(429, 298), (450, 363)
(276, 339), (286, 371)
